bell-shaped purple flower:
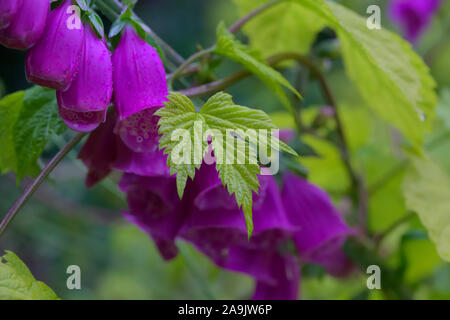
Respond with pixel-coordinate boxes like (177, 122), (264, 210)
(0, 0), (48, 50)
(26, 0), (84, 90)
(112, 26), (168, 120)
(114, 107), (162, 153)
(57, 23), (112, 113)
(0, 0), (21, 30)
(281, 173), (355, 277)
(389, 0), (442, 43)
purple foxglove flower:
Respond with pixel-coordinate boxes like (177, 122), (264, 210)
(0, 0), (48, 50)
(389, 0), (441, 43)
(114, 107), (162, 153)
(252, 254), (300, 300)
(119, 173), (190, 260)
(57, 23), (113, 113)
(58, 105), (107, 132)
(281, 173), (355, 277)
(26, 0), (84, 90)
(0, 0), (21, 30)
(112, 26), (168, 120)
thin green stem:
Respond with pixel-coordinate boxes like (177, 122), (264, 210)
(178, 245), (216, 300)
(0, 132), (87, 239)
(95, 0), (119, 21)
(167, 47), (213, 87)
(95, 0), (186, 67)
(228, 0), (283, 34)
(374, 212), (415, 245)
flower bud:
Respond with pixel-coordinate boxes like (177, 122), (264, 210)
(57, 23), (112, 113)
(0, 0), (48, 50)
(26, 0), (84, 90)
(112, 26), (168, 120)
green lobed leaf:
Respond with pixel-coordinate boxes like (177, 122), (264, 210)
(213, 22), (301, 110)
(156, 92), (204, 198)
(13, 86), (66, 181)
(403, 154), (450, 261)
(0, 250), (59, 300)
(156, 92), (297, 236)
(0, 91), (25, 174)
(234, 0), (437, 147)
(326, 1), (437, 148)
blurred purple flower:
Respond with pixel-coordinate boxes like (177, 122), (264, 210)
(118, 161), (356, 298)
(56, 23), (112, 132)
(0, 0), (21, 30)
(112, 26), (168, 120)
(279, 129), (296, 144)
(0, 0), (48, 50)
(26, 0), (84, 90)
(389, 0), (442, 43)
(281, 173), (355, 277)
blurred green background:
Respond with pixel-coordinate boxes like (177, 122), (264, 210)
(0, 0), (450, 300)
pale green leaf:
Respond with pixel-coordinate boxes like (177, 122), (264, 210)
(235, 0), (437, 147)
(0, 250), (59, 300)
(403, 155), (450, 261)
(214, 22), (301, 110)
(326, 1), (437, 147)
(233, 0), (328, 56)
(300, 134), (350, 194)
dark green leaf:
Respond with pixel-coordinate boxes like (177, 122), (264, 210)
(13, 87), (66, 181)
